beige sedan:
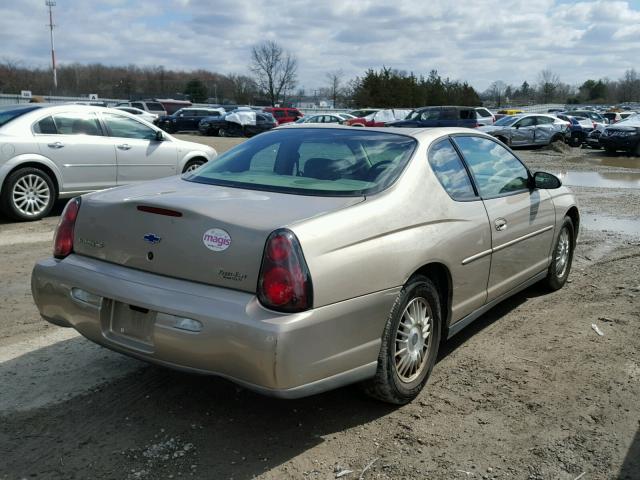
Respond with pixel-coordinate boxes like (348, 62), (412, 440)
(31, 125), (578, 404)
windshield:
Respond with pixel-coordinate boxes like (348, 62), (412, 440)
(0, 105), (41, 128)
(185, 128), (417, 197)
(493, 115), (519, 126)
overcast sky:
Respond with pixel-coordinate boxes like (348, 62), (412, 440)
(2, 0), (639, 93)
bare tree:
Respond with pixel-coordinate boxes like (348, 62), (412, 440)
(325, 69), (344, 108)
(228, 74), (258, 104)
(486, 80), (507, 107)
(250, 41), (297, 106)
(537, 70), (561, 103)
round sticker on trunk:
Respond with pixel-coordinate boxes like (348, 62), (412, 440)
(202, 228), (231, 251)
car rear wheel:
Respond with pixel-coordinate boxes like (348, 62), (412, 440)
(568, 135), (582, 147)
(219, 128), (229, 137)
(634, 142), (640, 157)
(1, 167), (55, 221)
(362, 275), (441, 404)
(604, 145), (617, 154)
(543, 216), (575, 291)
(182, 158), (206, 173)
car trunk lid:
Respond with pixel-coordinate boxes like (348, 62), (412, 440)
(73, 176), (363, 292)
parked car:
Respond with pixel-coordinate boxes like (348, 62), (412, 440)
(0, 104), (216, 221)
(555, 114), (593, 147)
(564, 110), (608, 128)
(296, 114), (351, 124)
(262, 107), (303, 125)
(388, 106), (479, 128)
(598, 116), (640, 155)
(585, 128), (603, 149)
(602, 111), (636, 124)
(114, 100), (167, 116)
(479, 114), (568, 147)
(31, 125), (578, 404)
(114, 106), (158, 123)
(344, 109), (412, 127)
(198, 110), (277, 137)
(157, 108), (226, 133)
(497, 109), (523, 115)
(475, 107), (495, 126)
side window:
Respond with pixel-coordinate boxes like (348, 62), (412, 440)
(428, 139), (477, 201)
(273, 110), (285, 119)
(452, 136), (530, 198)
(460, 109), (476, 119)
(537, 116), (554, 125)
(515, 117), (536, 128)
(131, 102), (144, 110)
(102, 113), (157, 140)
(33, 116), (57, 134)
(420, 109), (440, 121)
(51, 112), (103, 136)
(440, 108), (458, 120)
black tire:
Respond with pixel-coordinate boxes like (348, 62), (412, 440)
(604, 145), (617, 154)
(163, 123), (175, 134)
(362, 275), (442, 404)
(219, 128), (228, 137)
(551, 134), (564, 144)
(634, 141), (640, 157)
(0, 167), (56, 221)
(567, 135), (582, 147)
(543, 216), (575, 291)
(182, 158), (206, 173)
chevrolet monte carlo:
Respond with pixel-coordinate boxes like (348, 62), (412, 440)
(31, 126), (578, 404)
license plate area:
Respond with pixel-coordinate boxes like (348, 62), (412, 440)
(105, 300), (156, 352)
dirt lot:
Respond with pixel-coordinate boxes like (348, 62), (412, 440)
(0, 135), (638, 480)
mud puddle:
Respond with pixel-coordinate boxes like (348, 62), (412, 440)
(557, 171), (640, 189)
(581, 213), (640, 236)
(567, 154), (640, 170)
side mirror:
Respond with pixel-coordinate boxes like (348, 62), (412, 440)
(155, 130), (164, 142)
(532, 171), (561, 189)
(514, 124), (520, 129)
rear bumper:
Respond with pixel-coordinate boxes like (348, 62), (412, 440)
(31, 255), (397, 398)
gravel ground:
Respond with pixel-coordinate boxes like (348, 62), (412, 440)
(0, 136), (638, 480)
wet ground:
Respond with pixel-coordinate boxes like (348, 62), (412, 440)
(0, 137), (639, 480)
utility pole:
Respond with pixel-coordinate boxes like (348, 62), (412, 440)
(46, 0), (57, 92)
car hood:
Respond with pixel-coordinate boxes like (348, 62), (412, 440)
(73, 176), (364, 292)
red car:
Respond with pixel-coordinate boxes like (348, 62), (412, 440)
(263, 107), (303, 125)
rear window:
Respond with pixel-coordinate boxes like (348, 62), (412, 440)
(146, 102), (164, 111)
(185, 128), (417, 197)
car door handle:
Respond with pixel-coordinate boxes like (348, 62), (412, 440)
(47, 142), (64, 149)
(495, 218), (507, 231)
(117, 144), (132, 150)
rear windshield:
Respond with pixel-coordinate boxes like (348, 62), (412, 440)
(146, 102), (165, 110)
(185, 128), (417, 197)
(0, 105), (41, 128)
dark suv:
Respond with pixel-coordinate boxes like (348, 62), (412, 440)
(157, 108), (225, 133)
(598, 117), (640, 155)
(387, 106), (479, 128)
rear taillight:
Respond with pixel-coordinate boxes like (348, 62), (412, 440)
(257, 229), (313, 313)
(53, 197), (81, 259)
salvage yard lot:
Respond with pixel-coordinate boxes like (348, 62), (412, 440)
(0, 136), (638, 479)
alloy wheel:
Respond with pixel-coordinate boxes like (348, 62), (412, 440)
(12, 174), (51, 217)
(393, 297), (433, 383)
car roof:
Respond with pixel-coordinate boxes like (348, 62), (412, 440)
(276, 123), (492, 142)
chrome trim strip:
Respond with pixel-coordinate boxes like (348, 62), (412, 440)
(492, 225), (554, 253)
(462, 249), (493, 265)
(461, 225), (554, 265)
(63, 164), (117, 167)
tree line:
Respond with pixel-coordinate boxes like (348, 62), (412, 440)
(483, 69), (640, 106)
(1, 39), (638, 107)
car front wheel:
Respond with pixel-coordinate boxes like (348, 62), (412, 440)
(182, 158), (206, 173)
(543, 216), (575, 291)
(362, 275), (441, 404)
(1, 167), (55, 221)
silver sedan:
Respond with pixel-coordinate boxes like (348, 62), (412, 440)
(31, 125), (578, 404)
(479, 113), (569, 147)
(0, 104), (217, 221)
